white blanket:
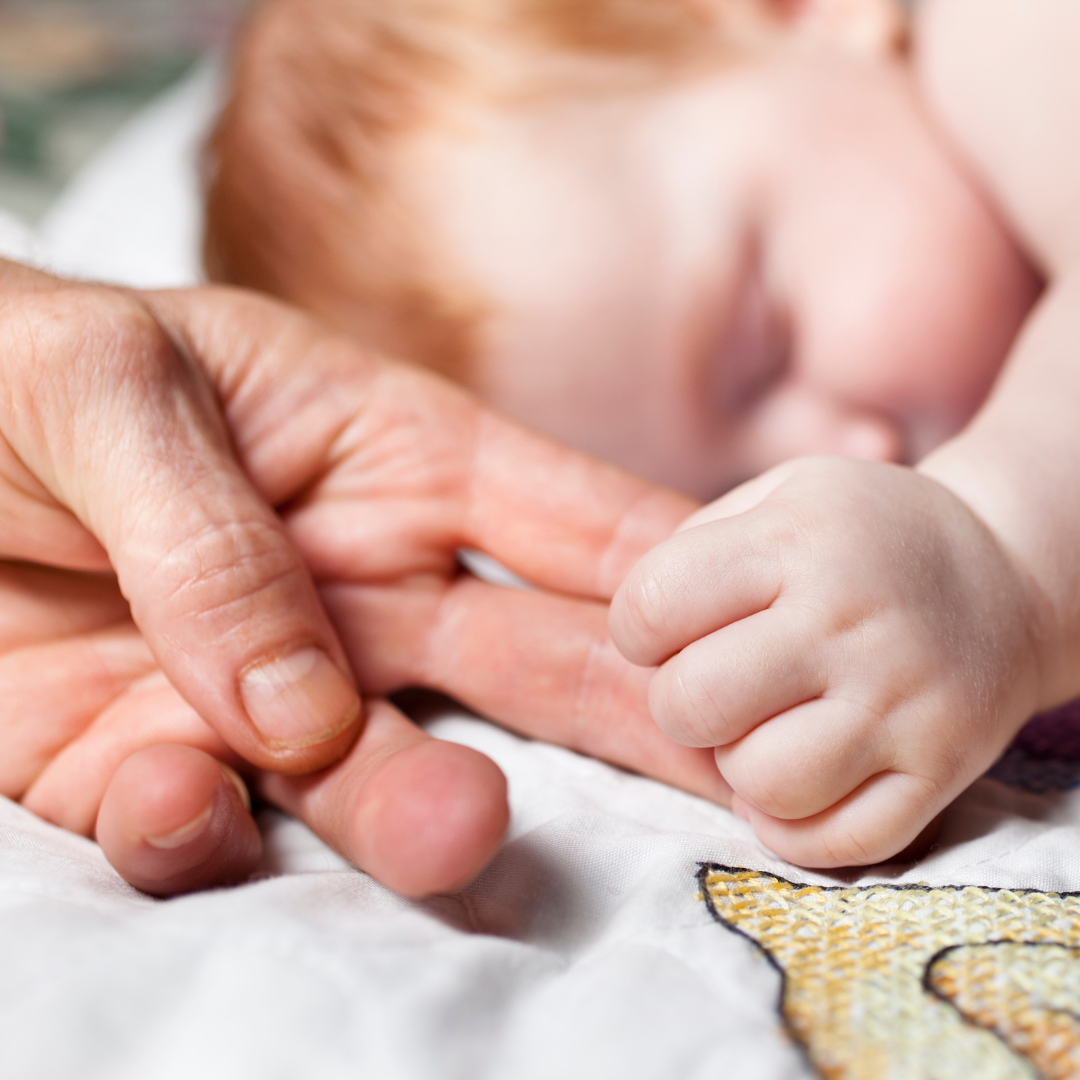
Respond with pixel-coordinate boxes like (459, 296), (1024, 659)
(4, 65), (1080, 1080)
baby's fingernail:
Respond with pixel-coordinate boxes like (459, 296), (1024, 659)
(241, 648), (361, 751)
(145, 800), (215, 850)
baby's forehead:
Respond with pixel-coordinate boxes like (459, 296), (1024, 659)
(206, 0), (911, 373)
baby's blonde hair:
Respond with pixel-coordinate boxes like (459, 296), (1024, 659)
(204, 0), (792, 376)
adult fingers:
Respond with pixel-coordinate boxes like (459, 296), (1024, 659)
(460, 410), (700, 598)
(320, 576), (731, 804)
(609, 510), (789, 669)
(96, 744), (261, 897)
(148, 289), (698, 602)
(20, 670), (234, 836)
(0, 563), (129, 653)
(259, 699), (509, 898)
(26, 653), (507, 896)
(0, 625), (156, 798)
(647, 608), (826, 747)
(0, 288), (361, 773)
(279, 385), (698, 601)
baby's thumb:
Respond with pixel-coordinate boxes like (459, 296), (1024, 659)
(1, 289), (361, 772)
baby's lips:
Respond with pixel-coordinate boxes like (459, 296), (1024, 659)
(838, 415), (903, 464)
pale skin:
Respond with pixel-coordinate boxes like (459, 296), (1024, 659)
(401, 1), (1035, 498)
(6, 0), (1069, 894)
(288, 0), (1042, 866)
(157, 0), (1040, 876)
(0, 263), (722, 897)
(610, 0), (1080, 866)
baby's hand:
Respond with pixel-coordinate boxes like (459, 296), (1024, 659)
(610, 455), (1044, 867)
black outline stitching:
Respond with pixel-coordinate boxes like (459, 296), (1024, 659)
(696, 864), (813, 1073)
(924, 940), (1080, 1080)
(696, 863), (1080, 1080)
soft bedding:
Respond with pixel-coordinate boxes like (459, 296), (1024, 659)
(4, 65), (1080, 1080)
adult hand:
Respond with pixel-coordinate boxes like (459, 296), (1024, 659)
(0, 266), (362, 774)
(1, 274), (724, 897)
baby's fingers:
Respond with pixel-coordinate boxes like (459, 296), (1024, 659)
(96, 744), (262, 897)
(715, 697), (891, 819)
(259, 700), (509, 898)
(648, 608), (824, 747)
(610, 511), (786, 668)
(735, 770), (947, 868)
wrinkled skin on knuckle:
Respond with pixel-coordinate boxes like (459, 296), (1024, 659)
(8, 288), (166, 398)
(0, 290), (129, 447)
(143, 513), (306, 646)
(0, 288), (221, 507)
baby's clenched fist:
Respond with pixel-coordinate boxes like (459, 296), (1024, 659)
(610, 455), (1045, 867)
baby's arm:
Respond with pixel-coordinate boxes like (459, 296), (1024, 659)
(609, 0), (1080, 869)
(914, 0), (1080, 704)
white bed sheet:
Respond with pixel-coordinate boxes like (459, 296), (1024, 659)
(4, 65), (1080, 1080)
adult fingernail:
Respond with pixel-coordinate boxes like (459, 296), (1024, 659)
(240, 647), (361, 751)
(218, 763), (252, 811)
(145, 800), (215, 850)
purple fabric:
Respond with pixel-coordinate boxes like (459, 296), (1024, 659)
(987, 698), (1080, 793)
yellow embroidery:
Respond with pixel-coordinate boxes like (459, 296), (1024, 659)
(929, 943), (1080, 1080)
(700, 866), (1080, 1079)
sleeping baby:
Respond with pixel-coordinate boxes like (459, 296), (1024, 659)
(205, 0), (1033, 501)
(8, 0), (1075, 894)
(201, 0), (1058, 869)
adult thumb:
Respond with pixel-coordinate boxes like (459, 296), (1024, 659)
(0, 286), (361, 773)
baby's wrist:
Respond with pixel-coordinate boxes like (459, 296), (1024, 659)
(916, 452), (1062, 711)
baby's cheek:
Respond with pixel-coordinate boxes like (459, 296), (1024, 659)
(909, 232), (1039, 428)
(801, 221), (1038, 460)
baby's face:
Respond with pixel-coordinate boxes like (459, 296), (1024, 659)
(394, 41), (1039, 497)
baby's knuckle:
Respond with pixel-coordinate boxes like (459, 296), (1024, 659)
(651, 662), (731, 747)
(904, 768), (950, 813)
(735, 771), (794, 819)
(619, 564), (679, 657)
(819, 825), (875, 868)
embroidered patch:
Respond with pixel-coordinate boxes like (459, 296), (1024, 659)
(699, 865), (1080, 1079)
